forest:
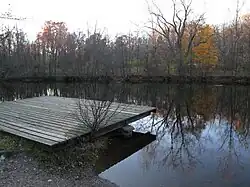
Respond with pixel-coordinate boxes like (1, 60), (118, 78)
(0, 0), (250, 82)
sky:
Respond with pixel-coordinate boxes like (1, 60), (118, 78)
(1, 0), (250, 40)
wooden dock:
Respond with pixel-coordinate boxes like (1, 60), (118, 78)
(0, 96), (156, 146)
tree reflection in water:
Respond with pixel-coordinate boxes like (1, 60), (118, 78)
(135, 86), (208, 172)
(133, 85), (250, 179)
(2, 82), (250, 180)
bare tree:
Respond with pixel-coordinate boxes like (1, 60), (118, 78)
(74, 99), (120, 136)
(147, 0), (204, 75)
(72, 84), (124, 140)
(2, 1), (250, 80)
(231, 0), (244, 76)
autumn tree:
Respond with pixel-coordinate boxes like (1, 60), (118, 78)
(36, 21), (68, 76)
(192, 25), (219, 73)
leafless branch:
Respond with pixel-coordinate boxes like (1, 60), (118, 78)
(72, 97), (123, 140)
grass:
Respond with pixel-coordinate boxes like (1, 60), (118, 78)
(0, 131), (33, 151)
(0, 130), (109, 175)
(0, 131), (19, 150)
(0, 131), (49, 153)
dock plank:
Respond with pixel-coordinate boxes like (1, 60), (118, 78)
(0, 112), (78, 136)
(0, 125), (57, 146)
(0, 118), (66, 141)
(0, 96), (156, 146)
(0, 101), (141, 125)
(0, 104), (137, 129)
(14, 96), (148, 114)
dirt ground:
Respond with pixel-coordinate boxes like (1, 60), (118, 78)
(0, 152), (118, 187)
(0, 132), (118, 187)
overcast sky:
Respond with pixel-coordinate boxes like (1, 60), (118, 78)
(1, 0), (250, 40)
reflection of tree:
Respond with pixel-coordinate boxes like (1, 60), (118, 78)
(161, 104), (203, 171)
(0, 82), (59, 101)
(218, 86), (250, 137)
(191, 86), (217, 121)
(139, 86), (209, 172)
(134, 84), (250, 178)
(215, 86), (248, 178)
(0, 82), (15, 101)
(217, 122), (244, 180)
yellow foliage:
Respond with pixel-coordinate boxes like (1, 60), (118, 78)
(192, 25), (219, 66)
(181, 24), (219, 67)
(241, 13), (250, 24)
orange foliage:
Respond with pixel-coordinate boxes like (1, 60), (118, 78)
(191, 88), (217, 121)
(192, 25), (218, 66)
(36, 21), (68, 49)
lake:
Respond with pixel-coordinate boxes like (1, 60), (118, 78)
(1, 82), (250, 187)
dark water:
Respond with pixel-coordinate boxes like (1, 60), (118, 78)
(1, 82), (250, 187)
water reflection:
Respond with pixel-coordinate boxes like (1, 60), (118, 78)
(133, 115), (250, 186)
(2, 82), (250, 186)
(101, 85), (250, 187)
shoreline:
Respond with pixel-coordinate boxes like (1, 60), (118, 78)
(2, 75), (250, 85)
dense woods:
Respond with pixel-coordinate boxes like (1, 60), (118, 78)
(0, 0), (250, 80)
